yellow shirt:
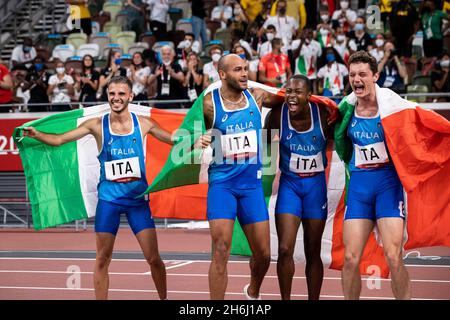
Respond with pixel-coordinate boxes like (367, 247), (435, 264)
(270, 0), (306, 29)
(444, 0), (450, 14)
(70, 3), (91, 20)
(380, 0), (392, 14)
(240, 0), (263, 22)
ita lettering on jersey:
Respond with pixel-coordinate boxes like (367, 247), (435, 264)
(105, 156), (141, 182)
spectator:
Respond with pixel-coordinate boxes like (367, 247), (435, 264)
(316, 6), (333, 48)
(258, 25), (277, 58)
(290, 28), (322, 91)
(240, 0), (263, 22)
(228, 1), (249, 40)
(245, 22), (263, 56)
(0, 61), (13, 113)
(317, 47), (348, 101)
(431, 51), (450, 101)
(66, 0), (92, 35)
(333, 26), (350, 63)
(74, 55), (99, 104)
(369, 33), (386, 63)
(258, 37), (292, 88)
(24, 57), (51, 112)
(177, 33), (202, 70)
(389, 0), (419, 58)
(125, 0), (146, 41)
(202, 45), (223, 88)
(183, 52), (204, 105)
(98, 50), (128, 102)
(10, 37), (37, 70)
(331, 0), (357, 32)
(347, 16), (372, 52)
(380, 0), (392, 32)
(377, 41), (408, 93)
(269, 0), (307, 30)
(253, 0), (273, 28)
(420, 0), (449, 58)
(47, 61), (75, 111)
(211, 0), (234, 29)
(262, 0), (299, 43)
(191, 0), (208, 46)
(148, 46), (185, 108)
(146, 0), (169, 41)
(127, 52), (151, 103)
(232, 43), (257, 81)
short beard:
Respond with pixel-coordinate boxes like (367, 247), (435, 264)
(226, 77), (245, 92)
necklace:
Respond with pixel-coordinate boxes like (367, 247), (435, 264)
(220, 88), (244, 104)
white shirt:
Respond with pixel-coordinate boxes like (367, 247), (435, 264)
(317, 62), (348, 95)
(10, 45), (37, 69)
(48, 74), (74, 103)
(203, 61), (220, 83)
(258, 41), (289, 58)
(211, 5), (233, 29)
(369, 48), (384, 63)
(127, 66), (151, 95)
(291, 39), (322, 79)
(331, 9), (357, 24)
(145, 0), (169, 24)
(263, 15), (299, 42)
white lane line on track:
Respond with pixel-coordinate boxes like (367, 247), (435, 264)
(0, 285), (446, 300)
(0, 270), (449, 283)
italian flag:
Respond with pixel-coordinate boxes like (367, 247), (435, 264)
(296, 55), (315, 78)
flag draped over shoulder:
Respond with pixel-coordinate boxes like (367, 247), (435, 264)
(333, 85), (450, 277)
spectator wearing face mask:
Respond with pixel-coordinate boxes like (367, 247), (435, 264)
(377, 41), (408, 93)
(98, 50), (128, 102)
(0, 61), (13, 113)
(259, 25), (285, 58)
(212, 0), (234, 29)
(74, 54), (99, 104)
(369, 34), (386, 63)
(24, 57), (51, 112)
(127, 52), (151, 103)
(148, 46), (185, 108)
(333, 27), (350, 64)
(10, 38), (37, 70)
(232, 43), (257, 81)
(331, 0), (357, 32)
(202, 45), (223, 88)
(317, 47), (348, 102)
(262, 0), (299, 43)
(316, 6), (333, 48)
(47, 61), (75, 111)
(177, 33), (202, 70)
(258, 37), (292, 88)
(347, 16), (372, 52)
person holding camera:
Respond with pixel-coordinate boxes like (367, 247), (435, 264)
(431, 51), (450, 101)
(47, 61), (75, 112)
(98, 50), (128, 102)
(23, 57), (51, 112)
(377, 41), (408, 93)
(75, 54), (100, 105)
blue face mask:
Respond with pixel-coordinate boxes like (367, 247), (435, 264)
(238, 53), (246, 60)
(355, 23), (365, 31)
(114, 58), (122, 66)
(23, 46), (31, 53)
(35, 63), (44, 71)
(326, 53), (335, 63)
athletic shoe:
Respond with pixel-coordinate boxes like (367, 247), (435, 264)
(243, 283), (262, 300)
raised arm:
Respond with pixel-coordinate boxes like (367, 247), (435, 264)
(22, 117), (100, 146)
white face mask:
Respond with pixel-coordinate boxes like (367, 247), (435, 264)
(375, 39), (384, 47)
(184, 40), (192, 48)
(211, 53), (221, 62)
(56, 67), (65, 74)
(337, 35), (346, 42)
(266, 33), (275, 41)
(163, 60), (171, 66)
(340, 1), (349, 9)
(321, 14), (329, 22)
(320, 28), (329, 36)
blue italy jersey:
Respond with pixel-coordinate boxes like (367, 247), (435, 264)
(98, 112), (148, 205)
(279, 101), (327, 177)
(208, 88), (262, 188)
(347, 110), (393, 172)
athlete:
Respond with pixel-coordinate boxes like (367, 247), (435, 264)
(22, 76), (171, 300)
(337, 51), (411, 299)
(265, 74), (335, 300)
(196, 54), (284, 300)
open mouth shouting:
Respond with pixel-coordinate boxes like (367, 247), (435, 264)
(353, 83), (365, 95)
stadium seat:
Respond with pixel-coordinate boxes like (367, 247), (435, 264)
(102, 1), (123, 21)
(93, 11), (111, 32)
(168, 8), (183, 31)
(406, 84), (428, 103)
(112, 31), (137, 53)
(52, 44), (76, 62)
(66, 33), (88, 50)
(91, 21), (101, 35)
(102, 43), (123, 59)
(213, 28), (231, 51)
(45, 33), (64, 51)
(412, 45), (423, 60)
(104, 21), (122, 34)
(77, 43), (100, 59)
(65, 56), (83, 73)
(171, 1), (191, 18)
(128, 42), (150, 55)
(139, 31), (156, 49)
(115, 12), (128, 30)
(90, 32), (111, 58)
(176, 18), (193, 33)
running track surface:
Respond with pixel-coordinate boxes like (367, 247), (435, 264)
(0, 228), (449, 300)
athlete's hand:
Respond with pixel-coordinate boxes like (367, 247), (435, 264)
(22, 127), (39, 138)
(193, 134), (212, 149)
